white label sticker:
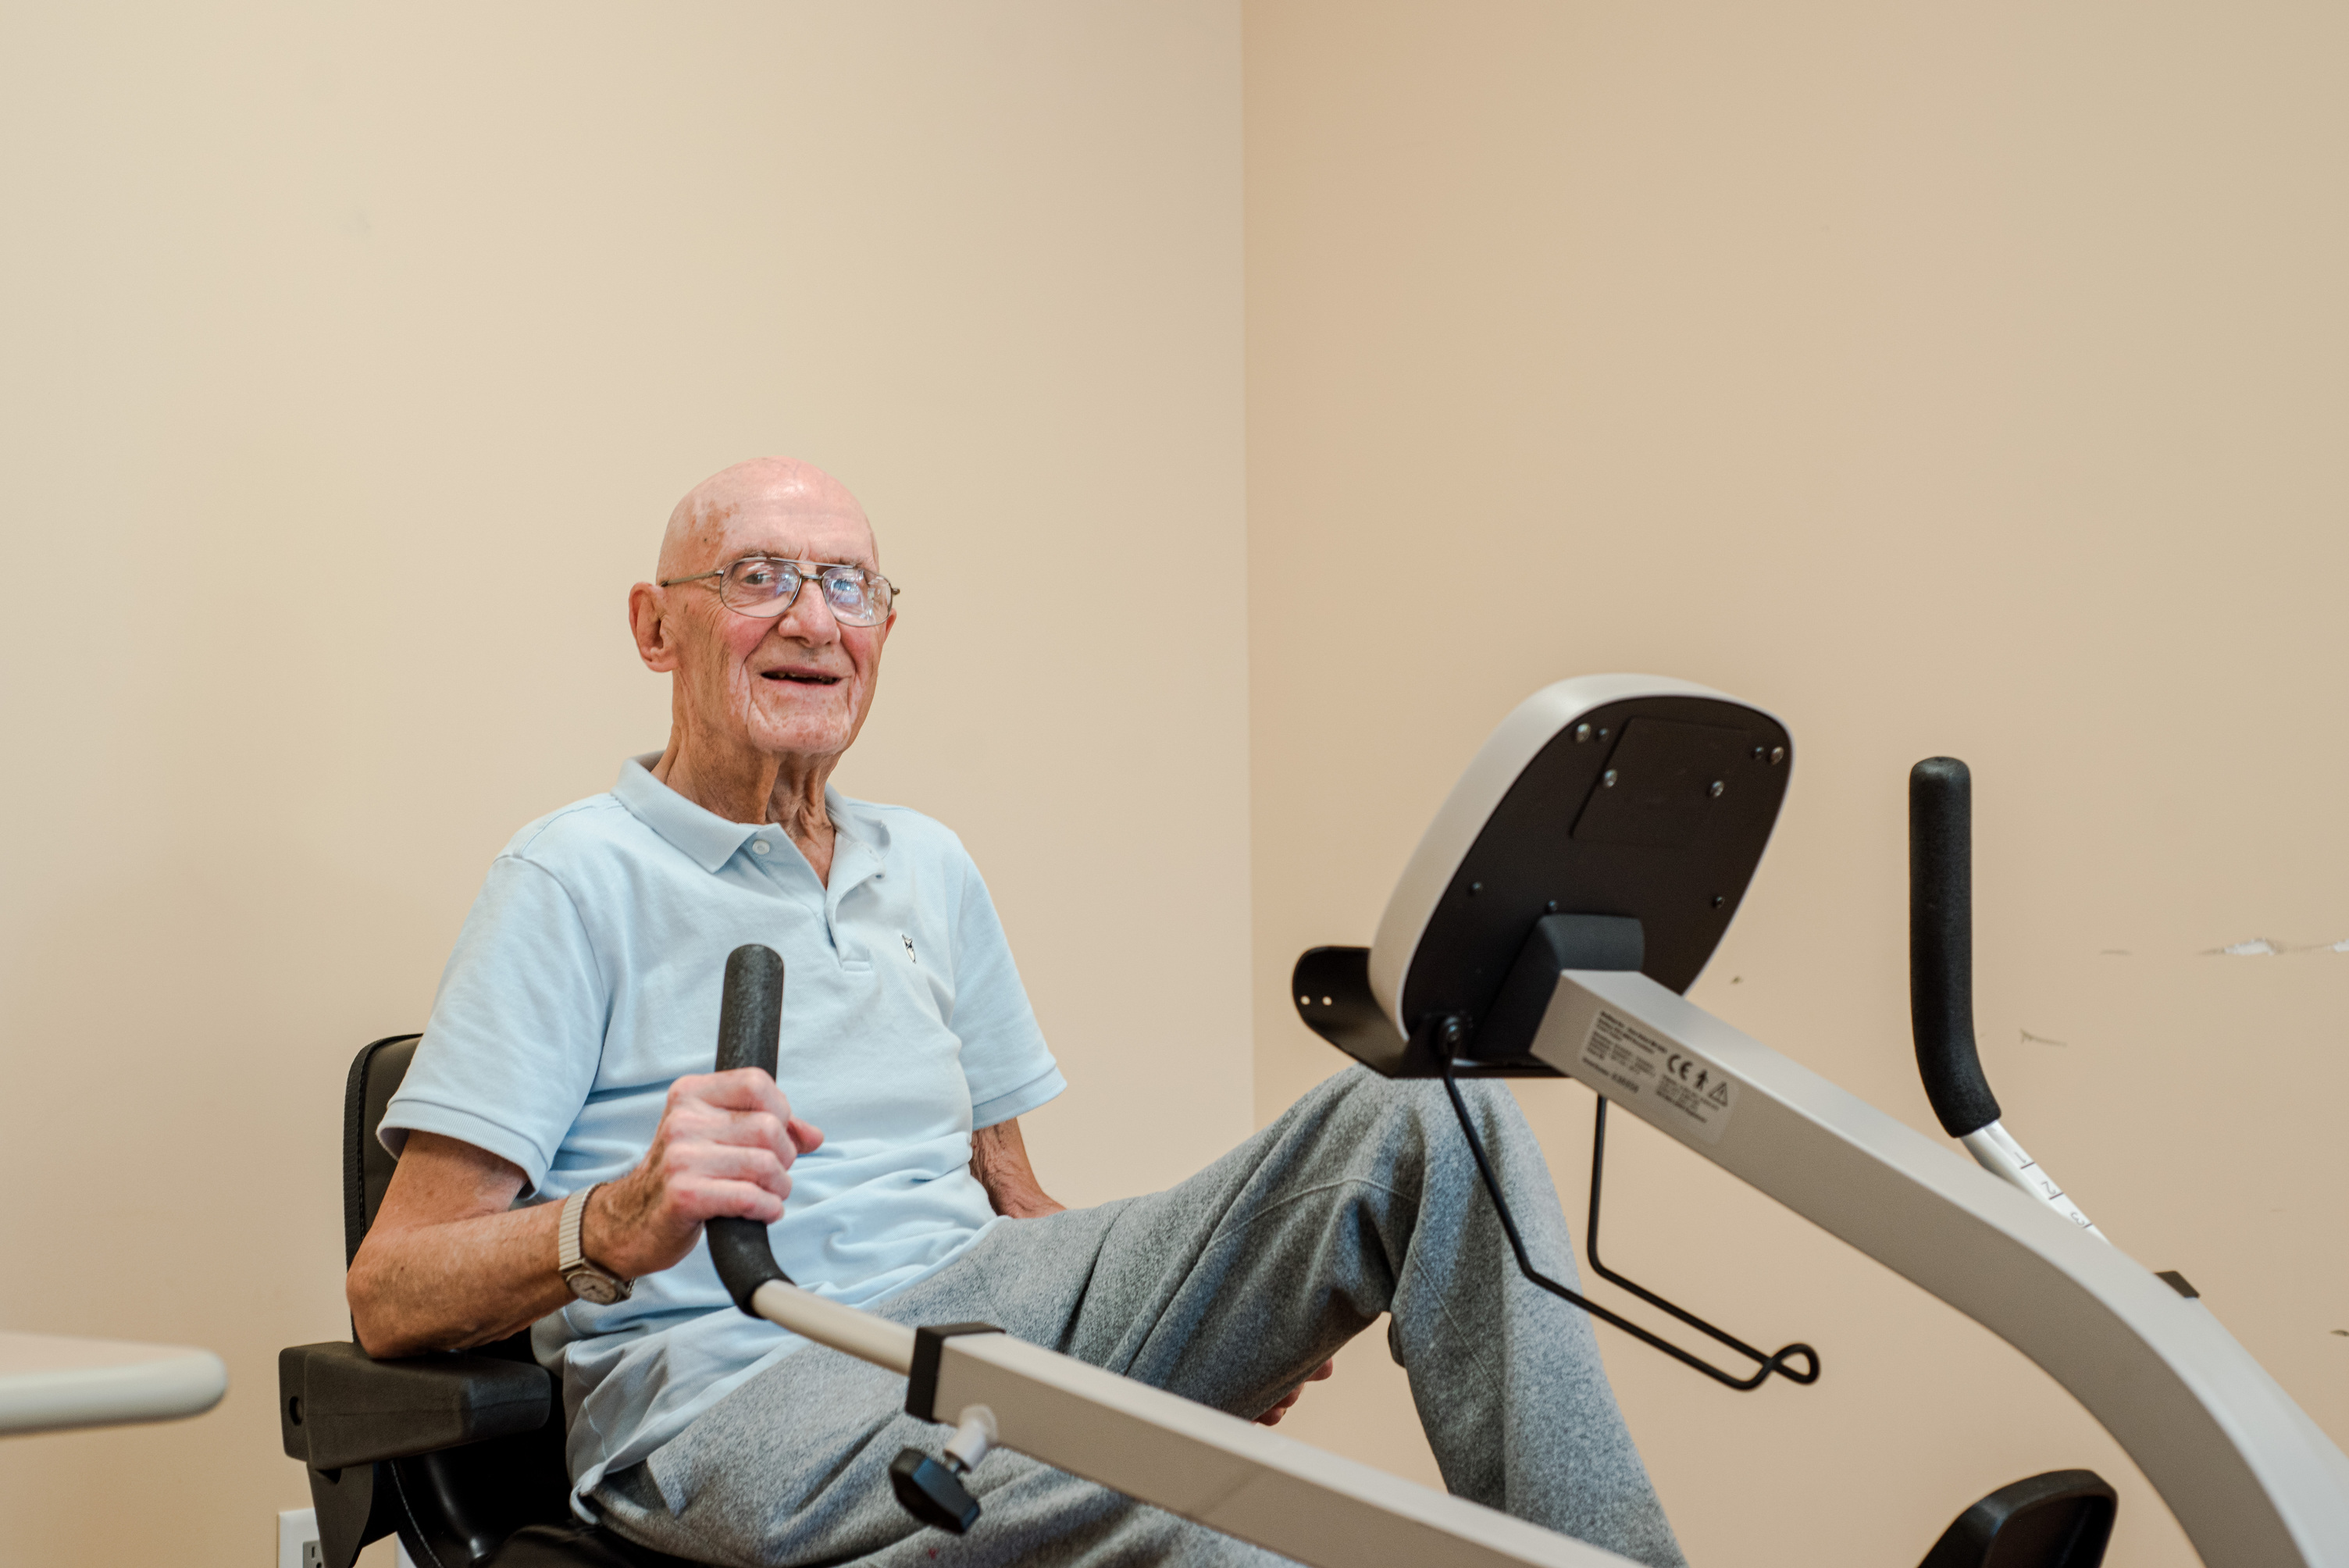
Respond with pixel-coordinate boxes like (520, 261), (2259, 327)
(1577, 1008), (1738, 1145)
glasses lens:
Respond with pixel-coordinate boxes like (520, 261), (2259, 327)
(711, 559), (888, 623)
(820, 568), (888, 625)
(720, 558), (800, 617)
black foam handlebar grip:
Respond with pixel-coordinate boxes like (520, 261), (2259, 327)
(1910, 758), (2001, 1138)
(708, 943), (793, 1312)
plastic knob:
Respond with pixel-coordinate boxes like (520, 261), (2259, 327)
(889, 1448), (982, 1534)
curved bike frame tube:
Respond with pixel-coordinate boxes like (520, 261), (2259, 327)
(1530, 967), (2349, 1568)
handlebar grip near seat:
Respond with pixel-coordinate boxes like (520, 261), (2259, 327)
(708, 943), (794, 1311)
(1910, 758), (2002, 1138)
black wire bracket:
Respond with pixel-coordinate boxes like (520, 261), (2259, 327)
(1438, 1042), (1820, 1392)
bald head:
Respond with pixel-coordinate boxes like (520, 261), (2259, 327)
(657, 458), (876, 583)
(629, 457), (895, 820)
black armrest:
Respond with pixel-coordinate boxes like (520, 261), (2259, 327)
(280, 1341), (553, 1470)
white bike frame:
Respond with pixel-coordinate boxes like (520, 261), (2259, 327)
(717, 675), (2349, 1568)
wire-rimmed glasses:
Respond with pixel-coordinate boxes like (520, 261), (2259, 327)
(658, 557), (899, 626)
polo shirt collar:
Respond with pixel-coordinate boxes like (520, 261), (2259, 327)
(613, 754), (887, 878)
(615, 755), (759, 871)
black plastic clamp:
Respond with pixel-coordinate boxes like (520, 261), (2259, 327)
(904, 1322), (1004, 1423)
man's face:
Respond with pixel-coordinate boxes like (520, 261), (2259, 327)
(647, 482), (892, 766)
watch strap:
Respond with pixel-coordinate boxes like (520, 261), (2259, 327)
(559, 1183), (632, 1300)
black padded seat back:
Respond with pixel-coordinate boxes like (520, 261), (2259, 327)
(342, 1032), (543, 1392)
(337, 1033), (608, 1566)
(347, 1034), (420, 1265)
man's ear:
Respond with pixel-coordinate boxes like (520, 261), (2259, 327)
(628, 582), (679, 673)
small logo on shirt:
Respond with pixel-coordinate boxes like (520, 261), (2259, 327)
(902, 934), (917, 964)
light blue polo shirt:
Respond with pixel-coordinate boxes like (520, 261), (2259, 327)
(380, 756), (1065, 1512)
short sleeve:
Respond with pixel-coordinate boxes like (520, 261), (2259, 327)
(381, 854), (611, 1193)
(946, 853), (1064, 1128)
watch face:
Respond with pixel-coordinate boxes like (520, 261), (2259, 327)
(566, 1267), (627, 1306)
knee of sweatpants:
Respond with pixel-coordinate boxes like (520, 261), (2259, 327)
(1272, 1068), (1423, 1168)
(1301, 1063), (1424, 1121)
(1396, 1074), (1544, 1179)
(1314, 1067), (1466, 1153)
(1292, 1068), (1532, 1179)
(1444, 1074), (1525, 1123)
(1328, 1064), (1513, 1120)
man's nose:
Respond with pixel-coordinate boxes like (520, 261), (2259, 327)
(772, 582), (840, 641)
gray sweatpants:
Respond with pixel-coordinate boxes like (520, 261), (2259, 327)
(593, 1067), (1684, 1568)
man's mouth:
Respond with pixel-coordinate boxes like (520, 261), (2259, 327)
(761, 669), (843, 686)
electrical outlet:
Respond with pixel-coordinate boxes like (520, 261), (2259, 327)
(276, 1508), (318, 1568)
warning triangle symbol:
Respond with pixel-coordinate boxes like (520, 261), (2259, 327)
(1706, 1081), (1731, 1107)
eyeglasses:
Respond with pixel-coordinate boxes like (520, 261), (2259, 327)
(658, 557), (899, 626)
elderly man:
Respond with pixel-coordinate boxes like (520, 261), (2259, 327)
(347, 458), (1682, 1568)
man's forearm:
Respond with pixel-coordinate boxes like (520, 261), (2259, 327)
(349, 1133), (637, 1359)
(971, 1119), (1063, 1219)
(348, 1198), (575, 1357)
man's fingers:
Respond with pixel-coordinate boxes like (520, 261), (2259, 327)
(679, 1177), (789, 1225)
(675, 1068), (795, 1117)
(669, 1074), (817, 1155)
(1307, 1358), (1335, 1382)
(669, 1107), (802, 1161)
(666, 1141), (794, 1195)
(633, 1076), (820, 1261)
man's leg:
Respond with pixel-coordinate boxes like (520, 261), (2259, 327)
(595, 1067), (1680, 1567)
(978, 1067), (1683, 1568)
(590, 1224), (1295, 1568)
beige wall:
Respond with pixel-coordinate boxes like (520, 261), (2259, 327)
(0, 5), (1245, 1564)
(7, 2), (2347, 1565)
(1246, 3), (2349, 1566)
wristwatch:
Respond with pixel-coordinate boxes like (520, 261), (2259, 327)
(558, 1183), (633, 1305)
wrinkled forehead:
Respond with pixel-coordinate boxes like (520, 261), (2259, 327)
(667, 481), (879, 578)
